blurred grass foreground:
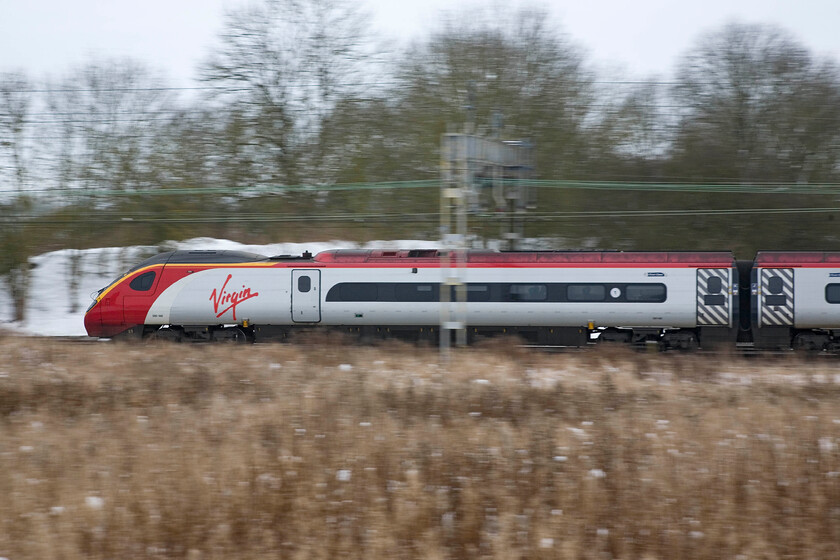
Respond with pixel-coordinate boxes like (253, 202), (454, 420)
(1, 337), (839, 559)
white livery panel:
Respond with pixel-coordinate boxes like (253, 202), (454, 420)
(145, 269), (291, 325)
(785, 268), (840, 329)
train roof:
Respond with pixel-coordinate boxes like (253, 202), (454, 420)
(128, 250), (270, 272)
(313, 249), (735, 265)
(755, 251), (840, 264)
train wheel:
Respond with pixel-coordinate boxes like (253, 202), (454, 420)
(229, 327), (251, 343)
(681, 333), (699, 352)
(663, 331), (698, 352)
(598, 328), (632, 344)
(213, 326), (252, 343)
(148, 327), (182, 342)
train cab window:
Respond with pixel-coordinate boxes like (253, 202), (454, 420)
(509, 284), (547, 301)
(567, 284), (606, 302)
(298, 275), (311, 293)
(826, 284), (840, 304)
(129, 271), (155, 291)
(707, 276), (722, 294)
(626, 284), (667, 303)
(767, 276), (783, 294)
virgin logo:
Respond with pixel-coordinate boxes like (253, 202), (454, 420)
(210, 274), (259, 320)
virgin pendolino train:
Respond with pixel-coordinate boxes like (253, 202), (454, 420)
(83, 248), (840, 351)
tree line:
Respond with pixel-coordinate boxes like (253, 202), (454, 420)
(3, 1), (840, 320)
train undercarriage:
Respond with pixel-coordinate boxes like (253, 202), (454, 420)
(109, 322), (840, 354)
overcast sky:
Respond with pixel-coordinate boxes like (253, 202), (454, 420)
(1, 0), (839, 86)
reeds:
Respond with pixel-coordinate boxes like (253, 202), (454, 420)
(1, 338), (838, 559)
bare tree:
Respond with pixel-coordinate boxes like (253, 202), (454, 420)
(0, 72), (35, 322)
(0, 72), (32, 194)
(601, 80), (671, 162)
(200, 0), (373, 186)
(670, 23), (840, 183)
(345, 7), (600, 181)
(44, 58), (175, 194)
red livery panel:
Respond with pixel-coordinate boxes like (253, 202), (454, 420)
(755, 251), (840, 266)
(314, 249), (734, 267)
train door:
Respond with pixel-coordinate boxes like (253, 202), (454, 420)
(292, 269), (321, 322)
(696, 268), (732, 327)
(757, 268), (794, 327)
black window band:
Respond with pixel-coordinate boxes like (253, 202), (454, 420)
(326, 282), (666, 303)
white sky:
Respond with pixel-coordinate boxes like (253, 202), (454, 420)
(1, 0), (839, 86)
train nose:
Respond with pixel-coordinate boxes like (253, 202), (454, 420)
(84, 304), (103, 337)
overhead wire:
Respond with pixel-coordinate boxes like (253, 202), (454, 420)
(4, 206), (840, 226)
(5, 178), (840, 197)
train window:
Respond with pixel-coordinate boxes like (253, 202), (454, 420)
(767, 276), (784, 294)
(298, 275), (311, 293)
(704, 295), (726, 306)
(626, 284), (667, 303)
(396, 283), (438, 302)
(338, 283), (378, 301)
(765, 295), (787, 306)
(324, 282), (670, 303)
(826, 284), (840, 304)
(129, 271), (155, 291)
(707, 276), (722, 294)
(509, 284), (547, 301)
(467, 284), (491, 302)
(567, 284), (606, 302)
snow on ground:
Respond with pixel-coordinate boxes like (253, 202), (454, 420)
(0, 238), (439, 337)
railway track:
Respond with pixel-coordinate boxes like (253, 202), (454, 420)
(13, 334), (838, 360)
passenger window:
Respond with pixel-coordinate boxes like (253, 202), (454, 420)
(509, 284), (547, 301)
(338, 283), (378, 301)
(707, 276), (722, 294)
(626, 284), (667, 303)
(767, 276), (783, 294)
(396, 283), (437, 302)
(298, 275), (311, 293)
(467, 284), (491, 302)
(827, 284), (840, 304)
(567, 284), (605, 302)
(129, 271), (155, 291)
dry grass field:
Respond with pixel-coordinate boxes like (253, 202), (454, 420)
(1, 335), (839, 559)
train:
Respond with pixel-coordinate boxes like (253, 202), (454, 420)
(83, 247), (840, 351)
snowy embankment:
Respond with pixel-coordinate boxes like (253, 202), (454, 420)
(0, 238), (439, 337)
